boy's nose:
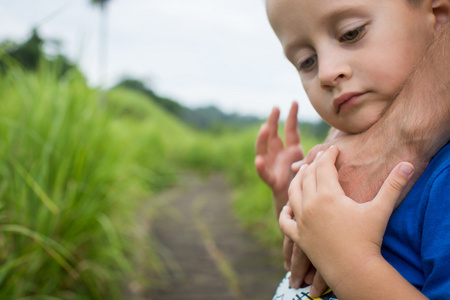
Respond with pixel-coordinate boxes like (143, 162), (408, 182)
(318, 55), (352, 90)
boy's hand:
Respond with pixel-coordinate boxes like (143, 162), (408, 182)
(283, 235), (328, 297)
(255, 102), (304, 214)
(255, 102), (314, 292)
(280, 146), (414, 290)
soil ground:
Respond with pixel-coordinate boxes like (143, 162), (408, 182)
(126, 173), (285, 300)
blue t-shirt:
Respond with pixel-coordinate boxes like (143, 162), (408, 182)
(381, 142), (450, 299)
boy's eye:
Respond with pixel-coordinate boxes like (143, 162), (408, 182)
(299, 55), (317, 71)
(340, 26), (365, 42)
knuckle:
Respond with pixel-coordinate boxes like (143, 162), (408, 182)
(305, 145), (322, 163)
(318, 189), (334, 201)
(288, 178), (300, 198)
(388, 177), (405, 191)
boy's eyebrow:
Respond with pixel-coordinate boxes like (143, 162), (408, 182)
(319, 4), (366, 24)
(282, 4), (368, 61)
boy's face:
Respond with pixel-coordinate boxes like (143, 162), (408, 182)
(267, 0), (435, 133)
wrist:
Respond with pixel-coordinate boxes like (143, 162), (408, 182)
(272, 190), (288, 216)
(309, 241), (381, 291)
(326, 251), (381, 291)
(326, 252), (427, 299)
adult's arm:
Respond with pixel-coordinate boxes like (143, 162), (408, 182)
(306, 21), (450, 203)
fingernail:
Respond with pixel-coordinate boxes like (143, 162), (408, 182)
(292, 161), (302, 169)
(399, 163), (414, 177)
(290, 278), (300, 289)
(310, 285), (319, 297)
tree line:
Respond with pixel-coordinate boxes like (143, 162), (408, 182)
(0, 28), (330, 137)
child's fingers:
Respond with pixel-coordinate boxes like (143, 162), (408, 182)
(302, 161), (317, 200)
(255, 123), (269, 155)
(267, 107), (284, 153)
(288, 243), (312, 289)
(267, 106), (280, 138)
(279, 205), (299, 240)
(285, 102), (300, 147)
(288, 164), (308, 213)
(254, 155), (273, 184)
(254, 124), (273, 184)
(373, 162), (414, 217)
(315, 146), (342, 192)
(291, 160), (303, 172)
(310, 272), (329, 298)
(282, 235), (294, 270)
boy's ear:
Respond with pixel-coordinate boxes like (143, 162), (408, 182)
(431, 0), (450, 30)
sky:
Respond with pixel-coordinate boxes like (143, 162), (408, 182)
(0, 0), (321, 121)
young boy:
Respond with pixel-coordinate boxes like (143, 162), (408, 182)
(256, 0), (450, 298)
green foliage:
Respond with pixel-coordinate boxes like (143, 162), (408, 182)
(0, 40), (327, 297)
(114, 78), (184, 116)
(114, 77), (262, 131)
(0, 29), (76, 78)
(113, 78), (327, 247)
(7, 29), (42, 70)
(106, 87), (198, 185)
(209, 126), (323, 246)
(0, 65), (193, 298)
(299, 120), (331, 142)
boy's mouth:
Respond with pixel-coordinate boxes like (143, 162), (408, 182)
(333, 92), (366, 114)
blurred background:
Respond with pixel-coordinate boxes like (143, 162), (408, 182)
(0, 0), (328, 299)
(0, 0), (320, 121)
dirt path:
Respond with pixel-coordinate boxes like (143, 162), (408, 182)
(129, 173), (285, 300)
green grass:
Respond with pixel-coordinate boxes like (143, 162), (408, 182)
(0, 65), (195, 299)
(210, 127), (320, 246)
(0, 63), (323, 298)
